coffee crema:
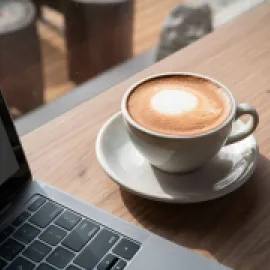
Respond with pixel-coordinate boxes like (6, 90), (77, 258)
(127, 75), (232, 136)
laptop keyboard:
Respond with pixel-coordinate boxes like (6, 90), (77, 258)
(0, 195), (141, 270)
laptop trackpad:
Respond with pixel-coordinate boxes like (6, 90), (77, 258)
(127, 235), (231, 270)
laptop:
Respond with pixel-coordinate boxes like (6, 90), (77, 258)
(0, 91), (231, 270)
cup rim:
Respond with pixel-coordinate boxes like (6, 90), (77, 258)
(121, 72), (237, 139)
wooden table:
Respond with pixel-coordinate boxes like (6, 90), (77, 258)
(22, 3), (270, 270)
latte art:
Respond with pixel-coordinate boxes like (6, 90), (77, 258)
(151, 89), (198, 115)
(127, 75), (232, 136)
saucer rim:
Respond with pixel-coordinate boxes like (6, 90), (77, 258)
(96, 112), (259, 204)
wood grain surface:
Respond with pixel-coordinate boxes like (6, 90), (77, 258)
(23, 3), (270, 270)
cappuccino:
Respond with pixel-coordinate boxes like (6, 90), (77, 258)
(127, 75), (232, 136)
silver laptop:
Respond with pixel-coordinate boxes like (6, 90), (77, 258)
(0, 91), (231, 270)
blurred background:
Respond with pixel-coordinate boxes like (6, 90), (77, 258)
(0, 0), (264, 125)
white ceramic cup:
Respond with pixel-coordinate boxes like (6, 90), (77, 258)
(121, 72), (259, 173)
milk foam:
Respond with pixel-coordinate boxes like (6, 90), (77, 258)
(127, 76), (232, 136)
(151, 89), (198, 115)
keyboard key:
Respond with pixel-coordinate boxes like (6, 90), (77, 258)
(13, 223), (41, 244)
(112, 260), (127, 270)
(39, 225), (67, 246)
(37, 263), (57, 270)
(6, 257), (35, 270)
(0, 226), (15, 243)
(23, 240), (52, 262)
(0, 238), (24, 261)
(113, 238), (140, 260)
(12, 211), (31, 227)
(28, 197), (46, 212)
(66, 265), (81, 270)
(0, 258), (7, 268)
(55, 210), (82, 230)
(97, 254), (118, 270)
(29, 202), (63, 228)
(62, 219), (99, 251)
(46, 246), (75, 269)
(74, 229), (119, 269)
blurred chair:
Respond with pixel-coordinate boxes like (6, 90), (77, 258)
(65, 0), (134, 84)
(0, 0), (44, 116)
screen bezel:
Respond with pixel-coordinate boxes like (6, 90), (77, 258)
(0, 90), (31, 211)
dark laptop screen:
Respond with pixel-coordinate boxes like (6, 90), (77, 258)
(0, 118), (20, 186)
(0, 91), (31, 211)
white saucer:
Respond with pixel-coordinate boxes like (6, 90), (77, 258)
(96, 112), (259, 203)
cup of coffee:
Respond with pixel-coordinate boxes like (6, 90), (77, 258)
(121, 72), (259, 173)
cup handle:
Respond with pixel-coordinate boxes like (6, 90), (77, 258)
(225, 103), (259, 145)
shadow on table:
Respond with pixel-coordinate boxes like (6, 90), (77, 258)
(120, 154), (269, 266)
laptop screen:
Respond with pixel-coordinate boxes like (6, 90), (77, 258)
(0, 91), (31, 211)
(0, 118), (20, 186)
